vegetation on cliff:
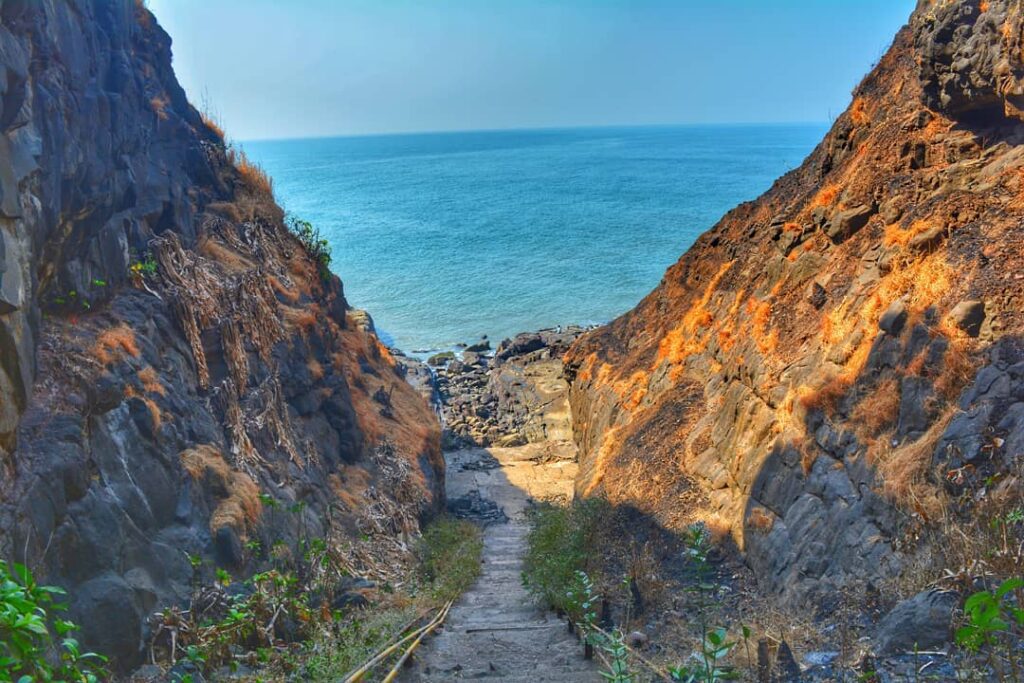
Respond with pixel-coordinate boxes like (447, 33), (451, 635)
(0, 0), (443, 674)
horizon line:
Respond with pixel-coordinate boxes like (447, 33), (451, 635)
(237, 120), (831, 145)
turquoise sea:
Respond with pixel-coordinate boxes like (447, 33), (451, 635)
(244, 125), (825, 355)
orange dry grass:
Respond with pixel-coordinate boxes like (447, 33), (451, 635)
(284, 305), (319, 336)
(197, 236), (256, 272)
(150, 94), (170, 121)
(869, 408), (953, 520)
(180, 445), (263, 534)
(268, 274), (300, 303)
(823, 252), (952, 350)
(810, 183), (840, 209)
(93, 325), (141, 365)
(884, 219), (933, 248)
(613, 371), (650, 411)
(200, 111), (225, 139)
(655, 260), (735, 369)
(332, 322), (439, 467)
(851, 378), (901, 436)
(584, 426), (622, 495)
(850, 96), (871, 126)
(232, 148), (274, 197)
(307, 358), (325, 382)
(799, 374), (852, 415)
(124, 385), (162, 429)
(747, 506), (776, 534)
(934, 319), (979, 400)
(137, 366), (166, 396)
(750, 300), (778, 354)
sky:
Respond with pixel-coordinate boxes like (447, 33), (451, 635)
(147, 0), (917, 141)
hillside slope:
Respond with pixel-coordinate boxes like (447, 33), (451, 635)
(0, 0), (441, 668)
(567, 0), (1024, 609)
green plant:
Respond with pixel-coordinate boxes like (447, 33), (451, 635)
(215, 568), (232, 587)
(415, 516), (483, 601)
(567, 570), (599, 645)
(669, 627), (738, 682)
(0, 561), (107, 682)
(955, 577), (1024, 681)
(287, 215), (332, 281)
(600, 629), (634, 683)
(129, 253), (158, 280)
(522, 498), (608, 612)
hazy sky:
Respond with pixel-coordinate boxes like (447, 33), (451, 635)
(148, 0), (916, 141)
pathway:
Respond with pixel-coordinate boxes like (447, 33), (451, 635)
(403, 442), (600, 682)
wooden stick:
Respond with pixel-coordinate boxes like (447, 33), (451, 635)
(380, 601), (453, 683)
(343, 605), (444, 682)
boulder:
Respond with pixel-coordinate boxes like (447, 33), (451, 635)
(465, 339), (491, 353)
(879, 300), (908, 336)
(874, 590), (958, 655)
(947, 300), (985, 337)
(825, 204), (874, 242)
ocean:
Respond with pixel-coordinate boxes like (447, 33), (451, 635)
(244, 125), (825, 356)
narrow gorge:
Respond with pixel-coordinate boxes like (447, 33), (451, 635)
(2, 0), (1024, 681)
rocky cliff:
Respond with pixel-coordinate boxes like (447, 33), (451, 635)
(566, 0), (1024, 610)
(0, 0), (442, 669)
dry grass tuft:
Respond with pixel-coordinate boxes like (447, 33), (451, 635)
(308, 358), (325, 382)
(655, 261), (734, 369)
(868, 408), (953, 520)
(284, 305), (320, 337)
(93, 325), (141, 365)
(933, 319), (979, 400)
(747, 506), (776, 534)
(150, 93), (170, 121)
(799, 374), (852, 416)
(810, 183), (840, 209)
(200, 111), (225, 139)
(851, 378), (900, 436)
(268, 274), (301, 303)
(180, 445), (263, 534)
(850, 96), (871, 126)
(124, 384), (162, 430)
(138, 366), (166, 396)
(229, 147), (274, 198)
(884, 219), (933, 248)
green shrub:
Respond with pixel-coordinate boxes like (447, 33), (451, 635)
(522, 498), (608, 612)
(287, 215), (332, 281)
(416, 516), (484, 602)
(0, 561), (107, 682)
(301, 604), (417, 681)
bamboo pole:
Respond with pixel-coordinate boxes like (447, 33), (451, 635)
(343, 604), (446, 682)
(380, 600), (454, 683)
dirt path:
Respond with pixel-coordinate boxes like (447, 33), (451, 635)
(403, 442), (600, 682)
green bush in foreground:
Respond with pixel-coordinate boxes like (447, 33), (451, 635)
(0, 561), (107, 682)
(302, 516), (482, 681)
(522, 498), (608, 613)
(416, 516), (484, 602)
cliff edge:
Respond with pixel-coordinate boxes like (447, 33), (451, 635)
(567, 0), (1024, 610)
(0, 0), (442, 669)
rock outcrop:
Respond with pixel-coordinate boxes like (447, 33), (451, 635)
(0, 0), (441, 670)
(566, 0), (1024, 610)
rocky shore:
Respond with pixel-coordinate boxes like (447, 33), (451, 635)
(408, 326), (590, 451)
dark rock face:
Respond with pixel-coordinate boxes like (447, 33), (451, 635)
(915, 0), (1024, 122)
(565, 0), (1024, 614)
(874, 589), (959, 655)
(0, 0), (442, 670)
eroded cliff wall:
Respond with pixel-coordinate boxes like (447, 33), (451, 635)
(0, 0), (442, 668)
(567, 0), (1024, 609)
